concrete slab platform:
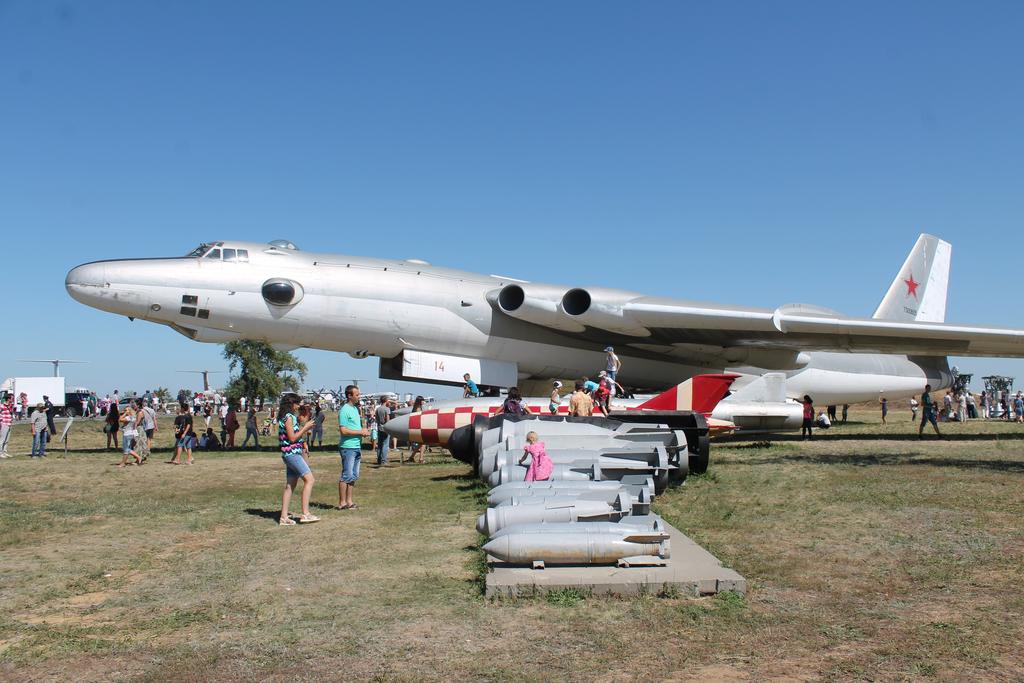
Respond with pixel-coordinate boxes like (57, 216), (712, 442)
(485, 521), (746, 598)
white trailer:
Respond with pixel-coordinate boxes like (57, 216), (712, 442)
(0, 377), (66, 409)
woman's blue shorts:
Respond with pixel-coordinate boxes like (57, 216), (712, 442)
(283, 452), (311, 479)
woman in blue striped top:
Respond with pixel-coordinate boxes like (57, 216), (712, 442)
(278, 393), (319, 525)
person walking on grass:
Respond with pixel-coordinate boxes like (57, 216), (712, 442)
(241, 405), (260, 449)
(169, 404), (194, 465)
(374, 398), (391, 466)
(338, 385), (369, 510)
(801, 395), (814, 440)
(407, 396), (427, 464)
(309, 404), (325, 450)
(224, 403), (239, 448)
(278, 393), (319, 525)
(30, 403), (48, 457)
(104, 403), (120, 450)
(138, 399), (157, 453)
(918, 384), (942, 439)
(118, 403), (144, 467)
(879, 396), (888, 425)
(0, 396), (14, 458)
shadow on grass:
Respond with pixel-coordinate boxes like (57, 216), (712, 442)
(733, 432), (1024, 444)
(464, 537), (488, 596)
(741, 452), (1024, 472)
(721, 430), (1024, 444)
(430, 472), (477, 482)
(243, 508), (281, 521)
(63, 447), (275, 455)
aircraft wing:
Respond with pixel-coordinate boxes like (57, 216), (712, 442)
(622, 301), (1024, 360)
(490, 233), (1024, 360)
(623, 300), (1024, 358)
(492, 287), (1024, 361)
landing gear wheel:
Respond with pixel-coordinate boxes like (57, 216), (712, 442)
(688, 433), (710, 475)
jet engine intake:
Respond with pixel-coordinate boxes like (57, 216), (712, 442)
(487, 284), (585, 333)
(561, 287), (649, 337)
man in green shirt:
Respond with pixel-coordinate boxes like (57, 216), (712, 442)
(338, 385), (369, 509)
(918, 384), (942, 439)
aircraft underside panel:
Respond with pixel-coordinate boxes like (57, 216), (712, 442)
(379, 350), (518, 389)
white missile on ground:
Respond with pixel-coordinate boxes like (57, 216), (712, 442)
(486, 476), (655, 507)
(477, 428), (688, 479)
(477, 490), (650, 535)
(486, 445), (673, 489)
(481, 516), (671, 567)
(486, 462), (599, 488)
(494, 487), (650, 509)
(491, 444), (673, 473)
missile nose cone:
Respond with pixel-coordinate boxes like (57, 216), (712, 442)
(475, 513), (488, 535)
(481, 536), (508, 561)
(382, 414), (411, 440)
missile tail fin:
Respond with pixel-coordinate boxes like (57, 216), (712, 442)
(635, 373), (739, 413)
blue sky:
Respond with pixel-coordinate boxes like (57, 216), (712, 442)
(2, 1), (1023, 398)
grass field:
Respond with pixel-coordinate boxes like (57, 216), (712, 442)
(1, 409), (1023, 682)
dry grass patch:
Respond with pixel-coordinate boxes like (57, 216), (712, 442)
(0, 410), (1022, 680)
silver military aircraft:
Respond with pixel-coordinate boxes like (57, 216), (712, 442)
(65, 235), (1024, 404)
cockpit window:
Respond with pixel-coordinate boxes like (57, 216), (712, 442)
(187, 242), (224, 258)
(205, 249), (222, 260)
(236, 249), (249, 262)
(223, 248), (237, 262)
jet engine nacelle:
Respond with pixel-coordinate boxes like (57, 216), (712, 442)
(488, 284), (585, 333)
(560, 287), (649, 337)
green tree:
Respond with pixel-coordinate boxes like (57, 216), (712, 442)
(222, 340), (307, 404)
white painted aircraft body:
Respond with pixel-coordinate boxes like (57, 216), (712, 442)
(65, 235), (1024, 404)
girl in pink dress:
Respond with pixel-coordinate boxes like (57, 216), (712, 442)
(519, 431), (553, 482)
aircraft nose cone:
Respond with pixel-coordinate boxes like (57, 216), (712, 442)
(65, 262), (106, 302)
(66, 262), (106, 287)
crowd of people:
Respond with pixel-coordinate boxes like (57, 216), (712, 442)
(794, 384), (1024, 441)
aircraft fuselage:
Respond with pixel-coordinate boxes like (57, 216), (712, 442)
(65, 241), (951, 403)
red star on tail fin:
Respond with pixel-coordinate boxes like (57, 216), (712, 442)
(904, 273), (919, 299)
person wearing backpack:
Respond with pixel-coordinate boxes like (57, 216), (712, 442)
(496, 387), (531, 416)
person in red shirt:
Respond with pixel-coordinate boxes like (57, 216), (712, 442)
(801, 395), (814, 440)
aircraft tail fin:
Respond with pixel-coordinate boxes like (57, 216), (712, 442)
(636, 373), (738, 414)
(872, 233), (951, 323)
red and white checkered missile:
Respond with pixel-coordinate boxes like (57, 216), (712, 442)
(382, 374), (738, 449)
